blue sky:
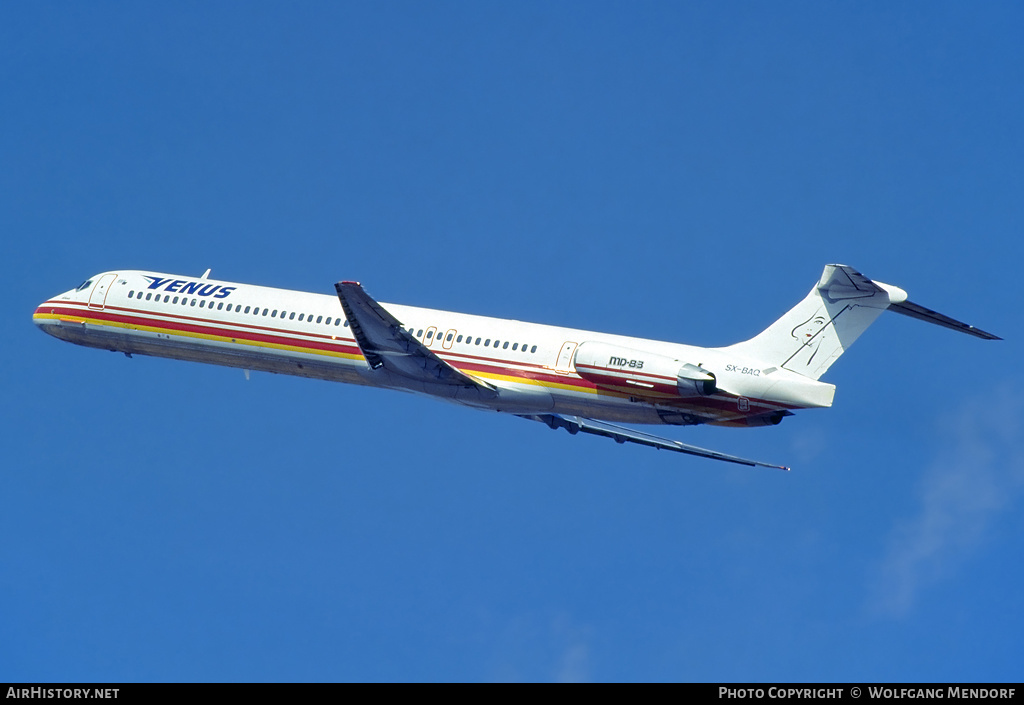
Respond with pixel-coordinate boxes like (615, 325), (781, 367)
(2, 2), (1022, 682)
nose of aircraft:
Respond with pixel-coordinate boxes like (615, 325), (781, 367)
(33, 289), (78, 337)
(34, 299), (59, 333)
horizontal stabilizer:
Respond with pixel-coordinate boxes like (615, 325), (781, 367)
(520, 414), (789, 471)
(726, 264), (1000, 381)
(889, 301), (1001, 340)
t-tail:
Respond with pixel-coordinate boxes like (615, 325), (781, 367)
(726, 264), (1000, 381)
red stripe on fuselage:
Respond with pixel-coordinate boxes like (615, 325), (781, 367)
(37, 300), (796, 414)
(38, 302), (361, 357)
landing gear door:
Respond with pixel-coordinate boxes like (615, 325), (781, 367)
(554, 341), (578, 374)
(88, 273), (117, 310)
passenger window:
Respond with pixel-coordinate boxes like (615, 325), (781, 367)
(325, 317), (331, 325)
(262, 308), (268, 316)
(531, 345), (537, 353)
(336, 319), (342, 326)
(417, 329), (423, 337)
(199, 300), (205, 308)
(128, 291), (134, 298)
(244, 306), (250, 313)
(271, 310), (277, 317)
(446, 333), (453, 342)
(503, 341), (509, 349)
(494, 340), (500, 348)
(298, 314), (304, 321)
(317, 316), (323, 324)
(146, 293), (152, 301)
(512, 343), (518, 351)
(344, 320), (349, 327)
(173, 296), (179, 304)
(218, 302), (223, 310)
(426, 331), (434, 339)
(226, 304), (232, 311)
(457, 335), (463, 343)
(190, 299), (196, 306)
(164, 295), (170, 303)
(484, 339), (490, 346)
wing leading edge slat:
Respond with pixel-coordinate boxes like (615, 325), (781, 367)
(520, 414), (790, 471)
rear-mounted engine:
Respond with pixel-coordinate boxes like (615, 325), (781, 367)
(573, 341), (716, 398)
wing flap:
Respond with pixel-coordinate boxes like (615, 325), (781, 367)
(521, 414), (789, 471)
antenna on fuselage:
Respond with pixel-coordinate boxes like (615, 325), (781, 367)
(200, 268), (212, 280)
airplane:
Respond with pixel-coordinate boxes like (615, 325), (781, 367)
(33, 264), (999, 471)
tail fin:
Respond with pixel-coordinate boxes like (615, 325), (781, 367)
(726, 264), (1000, 380)
(726, 265), (905, 380)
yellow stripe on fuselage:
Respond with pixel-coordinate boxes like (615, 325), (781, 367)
(34, 311), (365, 362)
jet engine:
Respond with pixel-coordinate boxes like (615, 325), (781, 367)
(572, 341), (716, 398)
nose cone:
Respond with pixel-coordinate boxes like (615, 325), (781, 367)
(34, 300), (59, 335)
(34, 290), (78, 339)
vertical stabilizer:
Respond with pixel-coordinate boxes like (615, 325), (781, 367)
(726, 265), (904, 380)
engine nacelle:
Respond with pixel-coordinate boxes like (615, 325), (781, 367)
(573, 341), (716, 398)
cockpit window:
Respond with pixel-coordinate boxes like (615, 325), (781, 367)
(76, 280), (93, 292)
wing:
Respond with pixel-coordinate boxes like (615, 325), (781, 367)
(335, 281), (495, 390)
(521, 414), (790, 471)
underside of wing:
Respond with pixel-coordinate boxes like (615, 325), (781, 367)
(335, 281), (495, 390)
(520, 414), (790, 471)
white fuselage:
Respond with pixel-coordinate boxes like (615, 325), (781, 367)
(34, 270), (834, 428)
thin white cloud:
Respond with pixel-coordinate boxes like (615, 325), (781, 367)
(485, 611), (593, 682)
(553, 615), (591, 683)
(869, 388), (1024, 617)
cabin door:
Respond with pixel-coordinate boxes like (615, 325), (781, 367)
(87, 274), (117, 310)
(554, 341), (578, 374)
